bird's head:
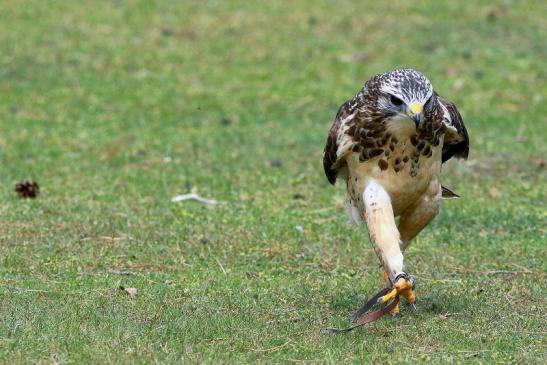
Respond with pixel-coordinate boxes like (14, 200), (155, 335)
(363, 68), (436, 128)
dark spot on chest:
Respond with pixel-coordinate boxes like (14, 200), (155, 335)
(361, 140), (377, 149)
(369, 149), (383, 158)
(378, 159), (388, 170)
(360, 148), (383, 161)
(392, 155), (408, 173)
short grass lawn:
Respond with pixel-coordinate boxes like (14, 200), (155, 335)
(1, 1), (546, 363)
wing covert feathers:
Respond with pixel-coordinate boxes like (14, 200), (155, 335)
(323, 94), (469, 184)
(323, 100), (354, 185)
(438, 96), (469, 163)
(441, 185), (460, 199)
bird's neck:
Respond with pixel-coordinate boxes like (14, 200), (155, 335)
(385, 117), (416, 140)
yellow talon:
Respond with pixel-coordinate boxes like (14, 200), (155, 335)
(390, 302), (400, 315)
(379, 273), (417, 310)
(379, 287), (399, 303)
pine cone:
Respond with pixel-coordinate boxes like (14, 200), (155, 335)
(15, 180), (40, 198)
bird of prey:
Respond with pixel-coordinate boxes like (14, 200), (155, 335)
(323, 68), (469, 314)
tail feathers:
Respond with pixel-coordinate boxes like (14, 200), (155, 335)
(441, 185), (460, 199)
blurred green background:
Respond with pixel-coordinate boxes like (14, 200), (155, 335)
(0, 1), (545, 363)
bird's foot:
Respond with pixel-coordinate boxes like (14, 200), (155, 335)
(379, 272), (416, 314)
(343, 272), (414, 329)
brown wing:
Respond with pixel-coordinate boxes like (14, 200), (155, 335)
(438, 96), (469, 163)
(323, 100), (355, 185)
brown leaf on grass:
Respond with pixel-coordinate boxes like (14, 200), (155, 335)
(220, 117), (232, 126)
(531, 157), (546, 169)
(246, 271), (258, 279)
(488, 186), (501, 198)
(15, 180), (40, 198)
(438, 312), (461, 320)
(270, 159), (283, 168)
(161, 27), (174, 37)
(144, 314), (159, 324)
(338, 52), (369, 63)
(486, 9), (498, 21)
(119, 286), (137, 299)
(446, 67), (460, 77)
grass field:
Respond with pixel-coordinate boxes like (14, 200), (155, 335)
(1, 1), (546, 363)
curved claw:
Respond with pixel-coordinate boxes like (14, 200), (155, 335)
(390, 301), (401, 315)
(379, 275), (417, 305)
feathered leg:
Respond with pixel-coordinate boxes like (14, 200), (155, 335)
(363, 181), (403, 278)
(363, 182), (415, 310)
(398, 179), (441, 251)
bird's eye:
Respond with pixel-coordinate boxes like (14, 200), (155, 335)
(390, 95), (403, 106)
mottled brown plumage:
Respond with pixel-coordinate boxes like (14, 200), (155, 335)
(324, 70), (468, 184)
(322, 68), (469, 314)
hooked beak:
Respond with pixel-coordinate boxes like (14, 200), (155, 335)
(411, 113), (421, 126)
(408, 102), (423, 127)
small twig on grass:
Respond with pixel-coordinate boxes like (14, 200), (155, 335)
(205, 338), (230, 344)
(93, 268), (137, 276)
(312, 217), (337, 224)
(171, 192), (218, 205)
(8, 287), (113, 297)
(286, 359), (322, 363)
(457, 350), (491, 353)
(438, 312), (462, 320)
(308, 207), (336, 214)
(215, 258), (227, 275)
(11, 287), (49, 293)
(483, 270), (523, 275)
(511, 262), (533, 273)
(521, 330), (547, 335)
(445, 264), (533, 276)
(251, 340), (292, 353)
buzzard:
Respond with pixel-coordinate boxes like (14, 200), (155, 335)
(323, 68), (469, 315)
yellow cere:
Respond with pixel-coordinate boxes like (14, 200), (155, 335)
(409, 103), (423, 114)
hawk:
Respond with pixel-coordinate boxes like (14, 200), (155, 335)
(323, 68), (469, 314)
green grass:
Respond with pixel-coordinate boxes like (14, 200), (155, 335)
(1, 0), (546, 363)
